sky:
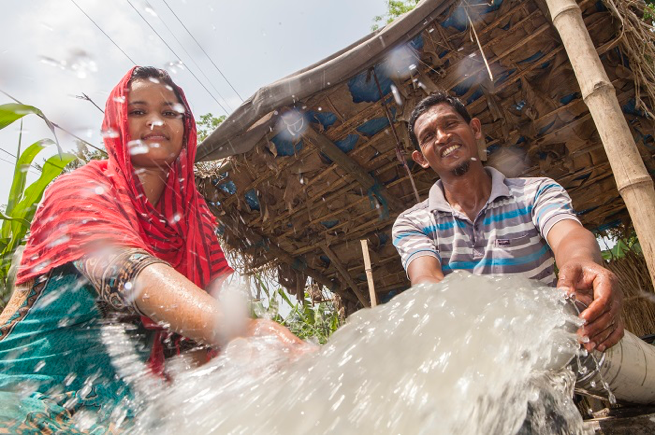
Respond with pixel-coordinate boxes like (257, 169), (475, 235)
(0, 0), (388, 201)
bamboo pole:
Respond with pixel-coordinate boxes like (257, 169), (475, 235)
(320, 243), (370, 307)
(360, 240), (378, 307)
(545, 0), (655, 287)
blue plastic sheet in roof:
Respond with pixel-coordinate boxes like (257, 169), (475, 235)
(357, 117), (390, 137)
(574, 172), (591, 182)
(623, 99), (647, 117)
(452, 75), (478, 97)
(320, 220), (339, 229)
(495, 68), (517, 86)
(409, 34), (424, 51)
(576, 205), (599, 216)
(560, 93), (580, 105)
(514, 100), (527, 111)
(308, 110), (338, 130)
(595, 219), (622, 233)
(538, 120), (557, 136)
(467, 88), (484, 104)
(442, 0), (503, 31)
(245, 189), (260, 211)
(348, 64), (393, 103)
(334, 134), (360, 153)
(319, 255), (331, 267)
(217, 180), (237, 195)
(487, 143), (501, 155)
(517, 51), (546, 65)
(270, 134), (303, 157)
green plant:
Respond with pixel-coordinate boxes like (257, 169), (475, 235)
(251, 274), (341, 344)
(0, 104), (76, 304)
(372, 0), (420, 31)
(197, 113), (226, 143)
(601, 233), (642, 261)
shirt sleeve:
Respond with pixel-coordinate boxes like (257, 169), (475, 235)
(531, 178), (581, 240)
(392, 210), (441, 274)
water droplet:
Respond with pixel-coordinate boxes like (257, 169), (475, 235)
(127, 140), (149, 155)
(101, 128), (119, 139)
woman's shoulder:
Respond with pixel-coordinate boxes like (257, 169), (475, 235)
(41, 160), (112, 199)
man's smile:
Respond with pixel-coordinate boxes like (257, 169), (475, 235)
(440, 144), (461, 158)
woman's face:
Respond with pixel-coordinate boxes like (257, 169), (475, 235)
(127, 79), (185, 169)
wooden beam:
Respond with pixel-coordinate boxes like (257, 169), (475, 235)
(303, 126), (405, 212)
(320, 243), (370, 307)
(546, 0), (655, 287)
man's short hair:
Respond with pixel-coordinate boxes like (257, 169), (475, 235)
(408, 91), (472, 150)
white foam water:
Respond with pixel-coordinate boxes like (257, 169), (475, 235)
(108, 272), (591, 434)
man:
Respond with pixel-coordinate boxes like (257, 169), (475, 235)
(392, 91), (623, 352)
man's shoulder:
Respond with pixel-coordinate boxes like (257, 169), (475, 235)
(394, 198), (432, 227)
(504, 176), (561, 198)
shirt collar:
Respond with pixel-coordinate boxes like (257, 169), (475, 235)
(428, 166), (512, 212)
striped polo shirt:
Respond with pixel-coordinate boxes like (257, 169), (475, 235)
(392, 167), (580, 286)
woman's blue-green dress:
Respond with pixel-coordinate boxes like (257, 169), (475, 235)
(0, 264), (150, 433)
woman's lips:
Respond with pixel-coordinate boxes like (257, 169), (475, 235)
(143, 134), (168, 141)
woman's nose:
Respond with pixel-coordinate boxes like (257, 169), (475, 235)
(146, 114), (165, 129)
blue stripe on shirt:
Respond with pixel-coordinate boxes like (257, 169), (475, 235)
(534, 183), (558, 203)
(442, 244), (550, 271)
(535, 203), (570, 226)
(423, 220), (467, 235)
(482, 205), (532, 225)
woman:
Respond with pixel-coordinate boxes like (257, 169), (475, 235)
(0, 66), (306, 432)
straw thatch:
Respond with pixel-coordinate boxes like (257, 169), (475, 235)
(195, 0), (655, 315)
(606, 250), (655, 337)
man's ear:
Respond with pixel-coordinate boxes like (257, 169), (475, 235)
(470, 118), (482, 140)
(412, 149), (430, 169)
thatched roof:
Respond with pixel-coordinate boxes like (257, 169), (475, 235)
(195, 0), (655, 311)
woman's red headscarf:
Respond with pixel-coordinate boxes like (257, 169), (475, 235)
(17, 67), (231, 313)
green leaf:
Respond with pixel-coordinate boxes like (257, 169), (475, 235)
(277, 286), (295, 308)
(0, 104), (44, 130)
(6, 153), (75, 254)
(6, 139), (54, 216)
(0, 210), (30, 227)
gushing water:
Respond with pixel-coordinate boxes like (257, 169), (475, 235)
(102, 272), (592, 434)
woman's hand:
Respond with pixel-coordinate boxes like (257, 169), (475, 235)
(244, 318), (319, 357)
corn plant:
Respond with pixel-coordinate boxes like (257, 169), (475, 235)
(0, 103), (76, 305)
(251, 274), (341, 345)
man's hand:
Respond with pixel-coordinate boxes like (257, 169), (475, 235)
(547, 219), (624, 352)
(557, 259), (623, 352)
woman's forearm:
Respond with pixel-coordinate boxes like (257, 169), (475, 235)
(134, 262), (244, 346)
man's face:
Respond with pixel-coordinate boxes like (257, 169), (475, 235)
(411, 103), (482, 177)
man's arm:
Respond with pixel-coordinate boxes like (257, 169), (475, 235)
(407, 256), (445, 286)
(547, 219), (623, 352)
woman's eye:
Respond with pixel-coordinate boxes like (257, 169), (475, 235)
(164, 111), (182, 118)
(129, 109), (145, 116)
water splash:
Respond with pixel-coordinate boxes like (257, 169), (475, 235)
(102, 272), (592, 434)
(128, 140), (150, 155)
